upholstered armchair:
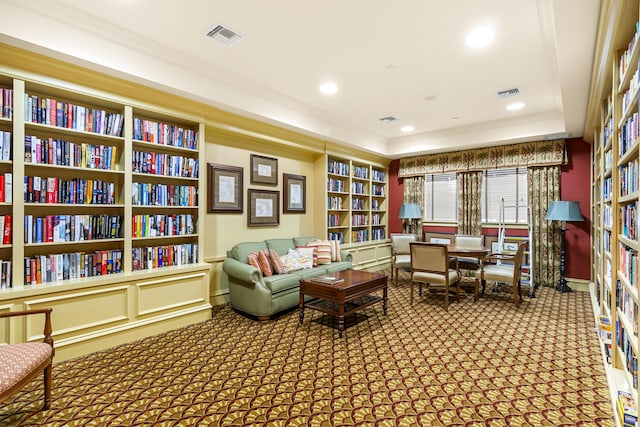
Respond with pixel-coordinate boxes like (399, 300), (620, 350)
(390, 233), (416, 285)
(0, 308), (54, 410)
(454, 234), (484, 272)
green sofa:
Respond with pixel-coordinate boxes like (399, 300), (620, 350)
(222, 237), (352, 319)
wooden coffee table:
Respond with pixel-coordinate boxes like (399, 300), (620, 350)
(299, 270), (388, 337)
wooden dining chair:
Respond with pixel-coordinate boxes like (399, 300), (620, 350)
(454, 234), (484, 272)
(409, 242), (461, 309)
(0, 308), (54, 410)
(474, 242), (526, 307)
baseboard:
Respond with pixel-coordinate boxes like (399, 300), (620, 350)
(567, 278), (590, 292)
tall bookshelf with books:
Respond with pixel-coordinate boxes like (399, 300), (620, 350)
(0, 72), (210, 362)
(590, 3), (640, 424)
(325, 155), (387, 245)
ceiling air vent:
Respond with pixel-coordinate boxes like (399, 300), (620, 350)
(379, 116), (397, 123)
(206, 24), (242, 45)
(496, 87), (521, 98)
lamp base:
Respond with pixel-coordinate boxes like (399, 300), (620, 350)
(555, 283), (572, 293)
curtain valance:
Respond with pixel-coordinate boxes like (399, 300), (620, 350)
(398, 139), (565, 177)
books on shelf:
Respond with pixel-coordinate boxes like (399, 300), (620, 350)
(133, 117), (198, 150)
(617, 390), (637, 427)
(309, 275), (344, 285)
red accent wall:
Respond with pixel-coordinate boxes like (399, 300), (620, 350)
(388, 137), (592, 281)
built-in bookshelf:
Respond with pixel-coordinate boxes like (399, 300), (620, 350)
(0, 75), (205, 288)
(590, 5), (640, 425)
(325, 155), (387, 245)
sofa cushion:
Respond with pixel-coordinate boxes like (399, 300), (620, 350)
(247, 252), (261, 273)
(324, 261), (352, 273)
(293, 236), (319, 247)
(264, 273), (301, 294)
(295, 247), (316, 268)
(232, 242), (268, 263)
(306, 241), (331, 264)
(258, 249), (273, 277)
(266, 238), (296, 256)
(269, 249), (286, 274)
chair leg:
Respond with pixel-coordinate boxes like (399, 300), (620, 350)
(44, 362), (52, 410)
(410, 279), (414, 305)
(444, 284), (449, 310)
(473, 278), (479, 302)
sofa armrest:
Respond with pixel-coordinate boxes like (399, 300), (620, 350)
(340, 250), (353, 262)
(223, 257), (263, 284)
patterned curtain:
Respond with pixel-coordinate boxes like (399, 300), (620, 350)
(403, 176), (425, 239)
(528, 166), (561, 288)
(457, 171), (483, 235)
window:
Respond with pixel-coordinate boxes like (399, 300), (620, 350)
(424, 173), (457, 222)
(481, 167), (528, 223)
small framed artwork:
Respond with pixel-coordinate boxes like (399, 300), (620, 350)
(283, 173), (306, 213)
(207, 163), (243, 213)
(248, 189), (279, 227)
(250, 154), (278, 186)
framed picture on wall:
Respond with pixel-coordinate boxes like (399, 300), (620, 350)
(250, 154), (278, 185)
(207, 163), (243, 213)
(248, 189), (279, 226)
(283, 173), (306, 213)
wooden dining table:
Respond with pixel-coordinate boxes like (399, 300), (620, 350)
(446, 244), (491, 299)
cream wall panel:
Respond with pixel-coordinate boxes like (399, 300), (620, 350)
(0, 303), (13, 344)
(25, 286), (129, 341)
(136, 272), (208, 316)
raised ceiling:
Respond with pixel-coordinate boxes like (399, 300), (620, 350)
(0, 0), (601, 158)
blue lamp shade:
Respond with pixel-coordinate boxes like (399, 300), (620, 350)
(545, 201), (584, 222)
(399, 203), (422, 219)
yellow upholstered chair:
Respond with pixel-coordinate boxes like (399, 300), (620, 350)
(410, 242), (461, 309)
(454, 234), (484, 272)
(0, 308), (54, 410)
(474, 242), (526, 307)
(390, 233), (416, 285)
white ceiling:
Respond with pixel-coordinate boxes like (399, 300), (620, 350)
(0, 0), (601, 158)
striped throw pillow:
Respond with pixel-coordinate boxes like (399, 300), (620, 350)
(306, 241), (331, 265)
(328, 240), (341, 262)
(258, 249), (273, 277)
(247, 252), (261, 274)
(269, 249), (286, 275)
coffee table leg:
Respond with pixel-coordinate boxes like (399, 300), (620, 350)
(338, 302), (345, 337)
(299, 292), (304, 324)
(383, 286), (388, 315)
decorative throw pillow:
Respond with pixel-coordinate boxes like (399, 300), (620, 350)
(296, 246), (316, 268)
(258, 249), (273, 277)
(292, 247), (314, 269)
(279, 252), (304, 273)
(269, 249), (286, 274)
(328, 240), (341, 262)
(247, 252), (261, 274)
(306, 241), (331, 265)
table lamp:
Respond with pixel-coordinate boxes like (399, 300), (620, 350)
(399, 203), (422, 241)
(545, 200), (584, 293)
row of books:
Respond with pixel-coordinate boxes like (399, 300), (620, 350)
(371, 213), (382, 225)
(620, 203), (638, 241)
(616, 319), (639, 389)
(352, 198), (365, 210)
(132, 150), (199, 178)
(132, 117), (198, 150)
(371, 199), (381, 210)
(24, 94), (124, 137)
(353, 166), (368, 179)
(328, 196), (343, 210)
(352, 229), (369, 243)
(327, 214), (342, 228)
(0, 260), (10, 288)
(24, 250), (123, 285)
(617, 390), (637, 427)
(619, 22), (639, 81)
(603, 115), (614, 146)
(372, 228), (386, 241)
(619, 243), (639, 289)
(0, 215), (11, 244)
(24, 214), (121, 244)
(327, 159), (349, 176)
(131, 183), (197, 207)
(1, 88), (12, 119)
(24, 176), (117, 205)
(327, 232), (344, 243)
(619, 112), (639, 158)
(372, 184), (385, 196)
(620, 159), (639, 197)
(0, 173), (12, 203)
(616, 279), (639, 336)
(351, 182), (366, 194)
(0, 131), (11, 160)
(372, 170), (385, 182)
(352, 214), (368, 226)
(621, 66), (639, 115)
(328, 178), (346, 192)
(132, 214), (195, 238)
(605, 149), (613, 171)
(131, 243), (198, 271)
(604, 177), (613, 200)
(25, 135), (118, 170)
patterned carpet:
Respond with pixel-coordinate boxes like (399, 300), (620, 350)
(1, 270), (614, 426)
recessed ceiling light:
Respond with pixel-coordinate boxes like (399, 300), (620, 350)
(319, 82), (338, 95)
(401, 126), (414, 133)
(465, 26), (494, 48)
(506, 102), (525, 111)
